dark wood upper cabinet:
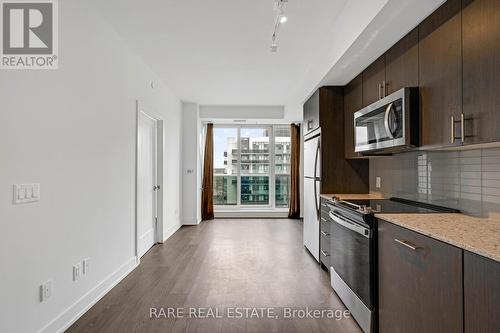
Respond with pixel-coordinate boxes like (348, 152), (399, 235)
(303, 90), (320, 136)
(378, 220), (463, 333)
(462, 0), (500, 144)
(362, 56), (386, 107)
(385, 28), (419, 95)
(419, 0), (463, 148)
(464, 251), (500, 333)
(303, 87), (369, 194)
(344, 74), (365, 159)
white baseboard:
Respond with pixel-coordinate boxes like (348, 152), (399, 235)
(162, 222), (182, 242)
(182, 217), (201, 225)
(38, 257), (138, 333)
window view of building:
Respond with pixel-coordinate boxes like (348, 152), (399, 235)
(213, 126), (291, 208)
(213, 128), (238, 205)
(274, 126), (291, 207)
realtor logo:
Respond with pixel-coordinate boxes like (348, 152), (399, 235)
(1, 0), (58, 69)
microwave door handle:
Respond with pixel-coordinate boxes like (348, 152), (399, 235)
(384, 103), (394, 139)
(329, 211), (371, 238)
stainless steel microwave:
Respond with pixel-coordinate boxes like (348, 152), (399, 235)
(354, 87), (419, 154)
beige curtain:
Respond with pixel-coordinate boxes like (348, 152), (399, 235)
(288, 123), (301, 219)
(201, 123), (214, 220)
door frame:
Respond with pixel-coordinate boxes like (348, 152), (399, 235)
(135, 100), (164, 261)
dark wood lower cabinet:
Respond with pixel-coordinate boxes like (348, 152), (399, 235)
(378, 220), (463, 333)
(464, 251), (500, 333)
(319, 198), (333, 270)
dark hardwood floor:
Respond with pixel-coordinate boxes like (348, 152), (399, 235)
(67, 219), (362, 333)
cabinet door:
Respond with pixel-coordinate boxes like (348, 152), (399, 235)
(344, 74), (364, 159)
(362, 56), (385, 107)
(462, 0), (500, 144)
(378, 220), (463, 333)
(385, 28), (419, 95)
(464, 251), (500, 333)
(419, 0), (462, 147)
(303, 90), (320, 135)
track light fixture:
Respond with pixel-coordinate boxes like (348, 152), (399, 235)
(270, 0), (288, 52)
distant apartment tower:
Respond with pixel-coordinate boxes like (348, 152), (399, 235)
(213, 127), (291, 207)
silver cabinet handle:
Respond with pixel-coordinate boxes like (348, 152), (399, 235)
(321, 230), (330, 236)
(450, 116), (455, 144)
(394, 239), (419, 251)
(460, 113), (465, 144)
(321, 250), (330, 257)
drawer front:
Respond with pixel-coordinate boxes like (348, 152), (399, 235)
(378, 220), (463, 333)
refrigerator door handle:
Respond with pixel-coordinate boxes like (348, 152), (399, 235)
(313, 139), (320, 217)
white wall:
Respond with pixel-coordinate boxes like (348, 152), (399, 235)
(181, 102), (201, 225)
(0, 1), (182, 333)
(199, 105), (285, 120)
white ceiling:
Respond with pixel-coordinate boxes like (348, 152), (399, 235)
(93, 0), (349, 105)
(93, 0), (444, 116)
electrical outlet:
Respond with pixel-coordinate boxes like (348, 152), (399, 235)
(376, 177), (382, 189)
(40, 280), (53, 302)
(82, 258), (90, 275)
(73, 263), (82, 281)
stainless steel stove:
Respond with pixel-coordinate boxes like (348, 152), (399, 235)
(327, 196), (458, 333)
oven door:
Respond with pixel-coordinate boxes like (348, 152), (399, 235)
(330, 210), (374, 309)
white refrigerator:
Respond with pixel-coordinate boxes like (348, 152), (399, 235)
(303, 134), (321, 261)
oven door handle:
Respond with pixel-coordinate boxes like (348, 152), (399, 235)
(329, 211), (372, 238)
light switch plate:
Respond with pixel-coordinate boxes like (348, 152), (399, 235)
(83, 258), (90, 275)
(375, 177), (381, 189)
(73, 263), (82, 281)
(40, 279), (53, 302)
(13, 183), (40, 204)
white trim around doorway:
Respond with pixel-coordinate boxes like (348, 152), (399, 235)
(135, 100), (164, 261)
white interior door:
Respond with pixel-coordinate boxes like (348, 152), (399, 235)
(137, 112), (158, 258)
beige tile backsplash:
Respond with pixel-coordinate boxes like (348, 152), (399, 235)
(370, 148), (500, 217)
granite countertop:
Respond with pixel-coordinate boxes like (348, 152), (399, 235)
(376, 213), (500, 263)
(320, 193), (386, 201)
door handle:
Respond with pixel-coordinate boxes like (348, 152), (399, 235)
(329, 211), (371, 238)
(153, 185), (161, 191)
(460, 113), (465, 144)
(394, 238), (419, 251)
(321, 230), (330, 236)
(321, 250), (330, 257)
(450, 116), (455, 144)
(313, 139), (320, 218)
(384, 103), (394, 139)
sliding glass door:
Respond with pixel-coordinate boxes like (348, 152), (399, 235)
(213, 125), (291, 210)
